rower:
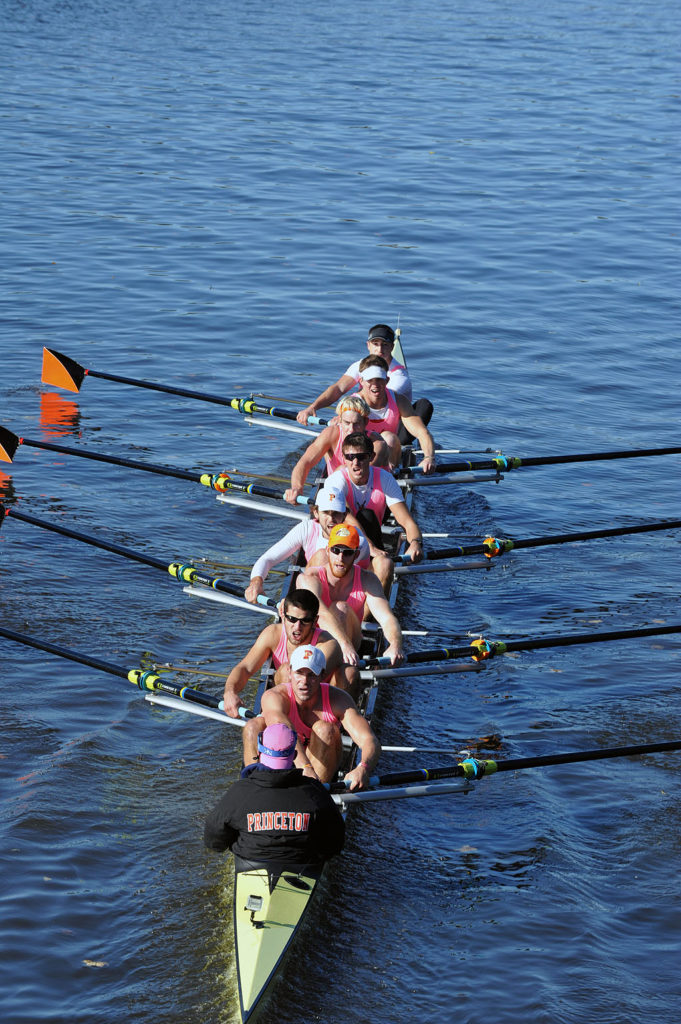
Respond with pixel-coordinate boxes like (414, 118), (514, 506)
(246, 484), (391, 603)
(222, 590), (357, 718)
(355, 354), (436, 472)
(204, 722), (346, 865)
(297, 323), (413, 427)
(243, 646), (381, 790)
(296, 523), (404, 669)
(284, 395), (389, 506)
(325, 431), (425, 565)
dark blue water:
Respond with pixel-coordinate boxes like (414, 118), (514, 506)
(1, 0), (679, 1021)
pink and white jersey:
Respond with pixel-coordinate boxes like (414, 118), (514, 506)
(326, 466), (404, 526)
(272, 626), (323, 669)
(309, 565), (367, 622)
(251, 518), (370, 582)
(285, 682), (340, 745)
(365, 390), (401, 435)
(345, 356), (412, 402)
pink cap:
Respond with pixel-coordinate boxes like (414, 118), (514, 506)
(258, 723), (297, 768)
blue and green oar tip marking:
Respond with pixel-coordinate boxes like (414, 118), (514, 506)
(127, 668), (165, 692)
(457, 758), (498, 779)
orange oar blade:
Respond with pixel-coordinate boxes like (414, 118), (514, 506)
(41, 347), (86, 393)
(0, 427), (20, 464)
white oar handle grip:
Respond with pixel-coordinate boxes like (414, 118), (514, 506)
(217, 701), (255, 721)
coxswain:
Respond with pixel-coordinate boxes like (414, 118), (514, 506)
(284, 395), (388, 506)
(325, 430), (425, 565)
(296, 323), (413, 425)
(355, 354), (436, 472)
(222, 590), (357, 718)
(243, 645), (381, 790)
(247, 484), (392, 601)
(296, 523), (404, 668)
(203, 722), (345, 866)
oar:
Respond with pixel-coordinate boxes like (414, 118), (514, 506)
(0, 503), (278, 614)
(41, 347), (331, 426)
(331, 738), (681, 801)
(0, 426), (313, 507)
(402, 445), (681, 478)
(397, 518), (681, 564)
(360, 622), (681, 669)
(0, 624), (251, 723)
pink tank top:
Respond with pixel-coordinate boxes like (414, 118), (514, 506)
(324, 428), (345, 473)
(311, 564), (366, 621)
(303, 520), (324, 563)
(367, 390), (400, 434)
(272, 625), (323, 669)
(325, 427), (384, 473)
(286, 681), (339, 745)
(340, 466), (387, 523)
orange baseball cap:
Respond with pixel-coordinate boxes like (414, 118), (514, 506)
(328, 523), (360, 549)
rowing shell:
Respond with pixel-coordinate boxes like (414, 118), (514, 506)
(232, 330), (416, 1022)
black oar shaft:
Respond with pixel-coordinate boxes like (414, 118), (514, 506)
(0, 624), (129, 680)
(490, 739), (681, 773)
(6, 506), (167, 572)
(19, 435), (202, 483)
(2, 506), (274, 606)
(87, 368), (235, 407)
(340, 738), (681, 791)
(430, 446), (681, 475)
(0, 625), (222, 709)
(43, 349), (322, 424)
(426, 518), (681, 561)
(1, 428), (311, 508)
(500, 623), (681, 653)
(362, 623), (681, 667)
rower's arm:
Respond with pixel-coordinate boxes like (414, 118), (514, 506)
(296, 374), (355, 425)
(362, 571), (404, 663)
(336, 699), (382, 791)
(296, 573), (359, 666)
(223, 629), (275, 716)
(389, 499), (424, 563)
(285, 427), (336, 502)
(396, 394), (436, 471)
(247, 521), (307, 602)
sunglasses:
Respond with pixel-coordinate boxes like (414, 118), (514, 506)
(329, 545), (355, 557)
(284, 613), (315, 625)
(343, 451), (370, 462)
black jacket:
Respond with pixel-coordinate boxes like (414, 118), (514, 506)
(204, 765), (345, 867)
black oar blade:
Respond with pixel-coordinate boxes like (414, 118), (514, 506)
(0, 426), (20, 464)
(42, 347), (86, 393)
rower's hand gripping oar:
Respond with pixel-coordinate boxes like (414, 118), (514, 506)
(0, 425), (313, 507)
(0, 503), (278, 614)
(0, 624), (253, 722)
(360, 622), (681, 669)
(396, 518), (681, 564)
(41, 347), (331, 426)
